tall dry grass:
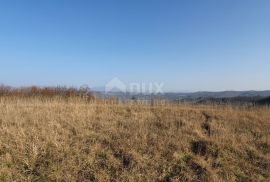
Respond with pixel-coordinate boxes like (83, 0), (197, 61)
(0, 97), (269, 181)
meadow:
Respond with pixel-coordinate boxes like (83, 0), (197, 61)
(0, 95), (269, 181)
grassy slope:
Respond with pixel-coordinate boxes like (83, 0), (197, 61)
(0, 97), (269, 181)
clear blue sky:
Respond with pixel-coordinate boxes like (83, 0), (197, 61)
(0, 0), (270, 91)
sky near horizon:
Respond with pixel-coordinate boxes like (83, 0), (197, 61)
(0, 0), (270, 92)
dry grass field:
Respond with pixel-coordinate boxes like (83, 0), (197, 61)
(0, 97), (270, 181)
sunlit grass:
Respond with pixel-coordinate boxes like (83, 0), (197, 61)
(0, 97), (269, 181)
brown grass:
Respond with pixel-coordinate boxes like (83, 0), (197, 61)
(0, 97), (269, 181)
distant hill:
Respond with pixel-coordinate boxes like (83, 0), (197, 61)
(165, 90), (270, 99)
(95, 90), (270, 102)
